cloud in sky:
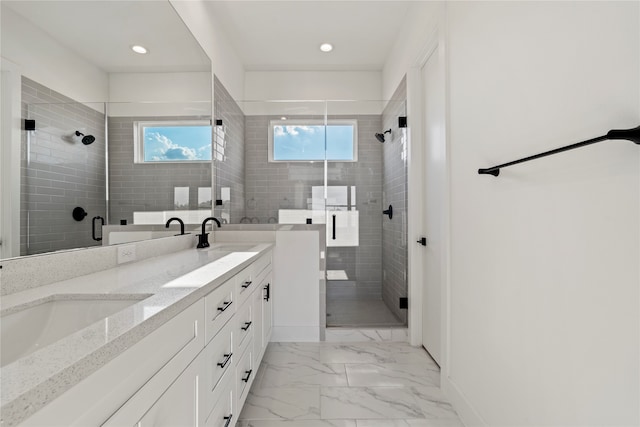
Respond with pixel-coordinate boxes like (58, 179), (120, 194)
(146, 131), (203, 161)
(274, 125), (317, 138)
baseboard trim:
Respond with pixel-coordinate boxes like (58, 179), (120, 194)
(442, 374), (486, 427)
(271, 326), (320, 342)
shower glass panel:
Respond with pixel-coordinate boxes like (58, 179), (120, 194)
(23, 100), (107, 256)
(324, 100), (408, 327)
(210, 91), (409, 329)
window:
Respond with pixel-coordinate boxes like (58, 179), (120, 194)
(134, 120), (211, 163)
(268, 119), (357, 162)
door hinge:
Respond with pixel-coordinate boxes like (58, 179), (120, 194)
(416, 237), (427, 246)
(399, 297), (408, 309)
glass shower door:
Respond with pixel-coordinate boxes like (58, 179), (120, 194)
(324, 100), (408, 327)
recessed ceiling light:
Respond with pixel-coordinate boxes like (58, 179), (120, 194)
(131, 45), (148, 54)
(319, 43), (333, 53)
(280, 116), (287, 121)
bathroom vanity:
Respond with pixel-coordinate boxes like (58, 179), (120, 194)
(0, 241), (273, 427)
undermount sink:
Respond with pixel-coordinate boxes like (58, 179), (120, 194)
(1, 295), (149, 367)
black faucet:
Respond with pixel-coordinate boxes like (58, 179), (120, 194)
(165, 217), (186, 235)
(196, 217), (221, 248)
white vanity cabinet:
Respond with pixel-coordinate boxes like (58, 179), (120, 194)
(20, 249), (273, 427)
(110, 250), (272, 427)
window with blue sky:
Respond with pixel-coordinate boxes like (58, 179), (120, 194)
(136, 121), (211, 163)
(269, 120), (357, 162)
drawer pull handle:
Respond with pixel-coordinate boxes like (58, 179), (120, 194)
(264, 283), (270, 301)
(241, 321), (252, 331)
(241, 280), (252, 289)
(242, 369), (253, 383)
(217, 301), (232, 312)
(217, 353), (232, 368)
(223, 414), (233, 427)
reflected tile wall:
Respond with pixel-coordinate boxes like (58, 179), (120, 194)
(213, 76), (245, 223)
(108, 116), (211, 224)
(20, 77), (106, 255)
(382, 76), (408, 324)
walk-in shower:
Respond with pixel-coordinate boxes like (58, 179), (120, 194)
(212, 76), (410, 329)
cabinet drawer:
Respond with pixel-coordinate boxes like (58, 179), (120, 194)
(235, 300), (253, 358)
(236, 346), (254, 410)
(204, 370), (234, 427)
(205, 278), (235, 344)
(252, 252), (271, 279)
(235, 266), (254, 306)
(202, 320), (233, 418)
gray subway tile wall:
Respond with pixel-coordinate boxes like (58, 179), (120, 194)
(381, 77), (408, 324)
(20, 77), (106, 255)
(244, 114), (384, 299)
(108, 116), (211, 225)
(213, 76), (246, 223)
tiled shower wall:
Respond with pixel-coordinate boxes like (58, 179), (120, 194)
(381, 76), (408, 324)
(108, 116), (211, 224)
(213, 76), (245, 223)
(244, 114), (383, 298)
(20, 77), (106, 255)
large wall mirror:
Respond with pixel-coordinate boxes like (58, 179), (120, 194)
(0, 0), (212, 259)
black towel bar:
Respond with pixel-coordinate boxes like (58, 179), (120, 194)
(478, 125), (640, 177)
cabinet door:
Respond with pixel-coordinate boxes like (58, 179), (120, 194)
(252, 284), (263, 366)
(136, 356), (200, 427)
(262, 274), (273, 351)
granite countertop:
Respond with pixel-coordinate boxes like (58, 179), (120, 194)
(0, 242), (273, 426)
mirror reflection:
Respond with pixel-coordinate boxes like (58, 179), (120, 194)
(0, 0), (212, 259)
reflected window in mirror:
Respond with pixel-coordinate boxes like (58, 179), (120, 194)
(134, 120), (211, 163)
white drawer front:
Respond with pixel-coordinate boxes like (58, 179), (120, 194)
(202, 320), (233, 418)
(235, 299), (253, 358)
(204, 370), (234, 427)
(235, 346), (254, 410)
(252, 252), (271, 279)
(205, 278), (235, 344)
(235, 267), (254, 306)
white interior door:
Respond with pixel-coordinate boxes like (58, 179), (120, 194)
(421, 44), (446, 366)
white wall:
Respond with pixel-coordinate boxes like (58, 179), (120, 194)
(170, 0), (245, 102)
(382, 1), (443, 101)
(244, 71), (383, 115)
(108, 72), (211, 117)
(0, 6), (108, 102)
(445, 2), (639, 425)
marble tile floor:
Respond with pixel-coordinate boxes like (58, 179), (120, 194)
(326, 299), (405, 327)
(237, 341), (463, 427)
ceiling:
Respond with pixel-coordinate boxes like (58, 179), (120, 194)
(204, 0), (413, 71)
(3, 0), (413, 73)
(3, 1), (210, 73)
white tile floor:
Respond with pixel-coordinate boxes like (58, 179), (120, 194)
(237, 342), (463, 427)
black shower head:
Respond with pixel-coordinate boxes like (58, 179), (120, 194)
(375, 129), (392, 143)
(75, 131), (95, 145)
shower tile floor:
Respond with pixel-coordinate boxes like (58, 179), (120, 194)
(326, 280), (404, 327)
(326, 299), (404, 327)
(237, 341), (463, 427)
